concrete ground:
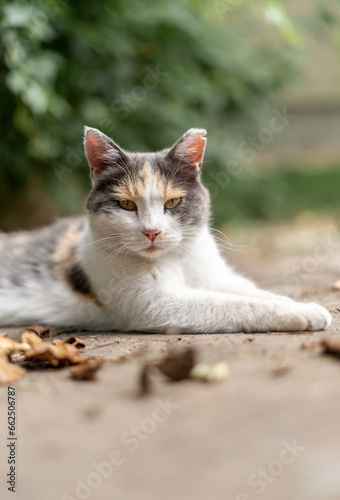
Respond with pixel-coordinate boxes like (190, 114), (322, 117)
(1, 216), (340, 500)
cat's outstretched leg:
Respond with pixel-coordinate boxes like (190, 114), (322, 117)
(179, 229), (331, 331)
(123, 288), (331, 333)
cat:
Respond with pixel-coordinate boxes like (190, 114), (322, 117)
(0, 127), (331, 332)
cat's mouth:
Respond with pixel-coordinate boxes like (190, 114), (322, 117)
(140, 242), (165, 256)
(144, 246), (159, 254)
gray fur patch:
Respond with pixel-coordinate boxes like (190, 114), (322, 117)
(0, 217), (85, 289)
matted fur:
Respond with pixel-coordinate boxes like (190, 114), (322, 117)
(0, 127), (332, 332)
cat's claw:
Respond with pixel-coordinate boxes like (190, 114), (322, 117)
(276, 303), (332, 332)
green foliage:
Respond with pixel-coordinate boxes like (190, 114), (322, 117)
(0, 0), (302, 226)
(211, 165), (340, 226)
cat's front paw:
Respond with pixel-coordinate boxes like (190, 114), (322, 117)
(277, 303), (331, 332)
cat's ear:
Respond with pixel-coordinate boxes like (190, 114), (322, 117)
(167, 128), (207, 171)
(84, 127), (126, 183)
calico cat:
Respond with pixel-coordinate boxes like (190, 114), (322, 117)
(0, 127), (331, 332)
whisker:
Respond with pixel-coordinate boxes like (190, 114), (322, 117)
(209, 227), (249, 250)
(78, 234), (129, 248)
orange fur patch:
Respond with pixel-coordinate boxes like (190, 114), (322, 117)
(112, 162), (186, 201)
(52, 221), (83, 266)
(51, 221), (101, 305)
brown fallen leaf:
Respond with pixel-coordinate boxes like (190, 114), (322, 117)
(24, 325), (51, 338)
(320, 338), (340, 357)
(139, 365), (152, 395)
(0, 350), (26, 384)
(52, 339), (64, 345)
(331, 280), (340, 291)
(50, 340), (84, 366)
(156, 347), (196, 381)
(64, 336), (86, 349)
(0, 335), (30, 357)
(268, 331), (314, 335)
(0, 331), (104, 384)
(301, 341), (321, 350)
(243, 338), (255, 343)
(21, 331), (55, 365)
(21, 332), (84, 367)
(21, 330), (45, 348)
(69, 358), (103, 380)
(271, 357), (294, 377)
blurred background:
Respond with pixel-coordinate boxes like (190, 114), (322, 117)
(1, 0), (340, 232)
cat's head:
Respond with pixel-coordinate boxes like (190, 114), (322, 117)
(84, 127), (210, 259)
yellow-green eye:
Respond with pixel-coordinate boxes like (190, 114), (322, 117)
(164, 197), (182, 210)
(118, 199), (137, 211)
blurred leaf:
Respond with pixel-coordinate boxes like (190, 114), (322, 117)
(264, 0), (302, 47)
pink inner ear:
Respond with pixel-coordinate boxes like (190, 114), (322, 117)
(173, 128), (207, 170)
(187, 135), (206, 168)
(85, 131), (108, 180)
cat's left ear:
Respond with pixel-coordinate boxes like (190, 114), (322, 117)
(84, 126), (127, 183)
(167, 128), (207, 172)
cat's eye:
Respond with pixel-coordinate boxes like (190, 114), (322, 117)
(164, 197), (182, 210)
(118, 199), (137, 211)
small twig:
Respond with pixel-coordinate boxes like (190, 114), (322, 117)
(84, 342), (118, 350)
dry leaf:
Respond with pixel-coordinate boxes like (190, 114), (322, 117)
(0, 331), (103, 384)
(0, 336), (29, 357)
(21, 332), (84, 367)
(320, 338), (340, 357)
(139, 365), (152, 395)
(21, 331), (45, 349)
(271, 357), (294, 377)
(64, 336), (86, 349)
(24, 325), (51, 338)
(301, 341), (321, 350)
(50, 340), (84, 366)
(52, 339), (64, 345)
(21, 331), (55, 364)
(156, 347), (196, 381)
(69, 358), (103, 380)
(331, 280), (340, 291)
(0, 350), (26, 384)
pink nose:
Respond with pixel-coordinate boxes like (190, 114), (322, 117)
(143, 229), (161, 242)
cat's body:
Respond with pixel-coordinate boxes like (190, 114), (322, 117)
(0, 127), (331, 332)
